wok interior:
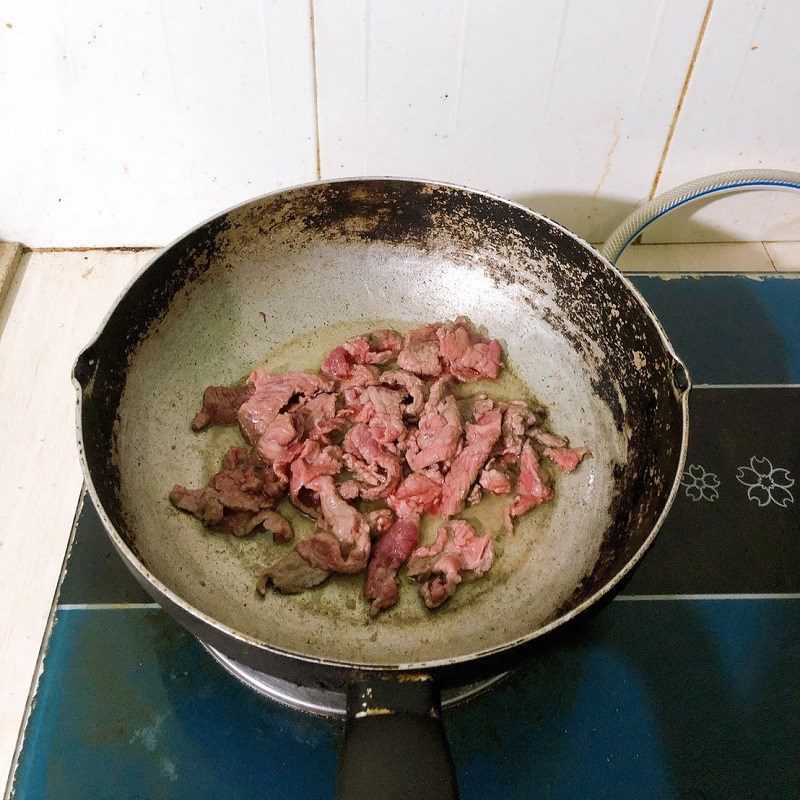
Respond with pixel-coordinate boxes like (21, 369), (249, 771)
(80, 181), (684, 666)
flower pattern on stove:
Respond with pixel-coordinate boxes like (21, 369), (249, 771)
(680, 464), (720, 502)
(736, 457), (795, 508)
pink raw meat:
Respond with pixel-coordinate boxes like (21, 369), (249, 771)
(504, 441), (553, 533)
(238, 370), (333, 444)
(440, 408), (502, 517)
(320, 330), (403, 378)
(379, 370), (425, 418)
(288, 441), (343, 515)
(343, 423), (402, 500)
(437, 317), (502, 382)
(407, 520), (495, 608)
(387, 473), (443, 518)
(354, 386), (408, 447)
(405, 379), (462, 472)
(192, 385), (254, 431)
(364, 515), (421, 615)
(297, 476), (371, 573)
(396, 323), (443, 377)
(479, 465), (513, 495)
(543, 445), (588, 473)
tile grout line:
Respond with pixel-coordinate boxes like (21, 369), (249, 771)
(25, 245), (162, 253)
(0, 243), (24, 310)
(309, 0), (322, 181)
(761, 240), (779, 273)
(646, 0), (715, 202)
(20, 243), (798, 274)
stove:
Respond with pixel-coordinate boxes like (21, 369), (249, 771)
(199, 642), (508, 717)
(8, 276), (800, 799)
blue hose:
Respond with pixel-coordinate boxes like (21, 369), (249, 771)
(600, 170), (800, 264)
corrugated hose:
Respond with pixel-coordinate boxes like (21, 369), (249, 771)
(599, 168), (800, 264)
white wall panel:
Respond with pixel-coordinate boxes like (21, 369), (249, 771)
(0, 1), (316, 246)
(314, 0), (708, 242)
(644, 2), (800, 243)
(2, 0), (799, 246)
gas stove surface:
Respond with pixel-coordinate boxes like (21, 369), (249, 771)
(8, 276), (800, 799)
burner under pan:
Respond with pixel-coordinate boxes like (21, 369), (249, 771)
(201, 642), (509, 717)
(9, 275), (800, 800)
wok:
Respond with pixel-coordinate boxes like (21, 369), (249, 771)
(73, 178), (689, 799)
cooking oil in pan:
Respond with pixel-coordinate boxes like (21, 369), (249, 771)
(201, 319), (559, 623)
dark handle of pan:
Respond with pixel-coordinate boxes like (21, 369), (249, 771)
(335, 673), (459, 800)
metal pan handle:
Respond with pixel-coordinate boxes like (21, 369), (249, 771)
(672, 356), (691, 396)
(72, 344), (99, 390)
(335, 673), (459, 800)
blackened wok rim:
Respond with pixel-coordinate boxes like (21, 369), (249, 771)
(72, 175), (691, 673)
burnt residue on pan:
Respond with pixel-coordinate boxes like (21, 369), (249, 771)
(276, 181), (682, 599)
(76, 179), (685, 666)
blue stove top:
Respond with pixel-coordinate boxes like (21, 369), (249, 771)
(9, 276), (800, 799)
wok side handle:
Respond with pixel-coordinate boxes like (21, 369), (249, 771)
(671, 357), (691, 395)
(72, 344), (98, 389)
(335, 673), (459, 800)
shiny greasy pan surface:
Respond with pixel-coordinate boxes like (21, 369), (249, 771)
(74, 178), (689, 688)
